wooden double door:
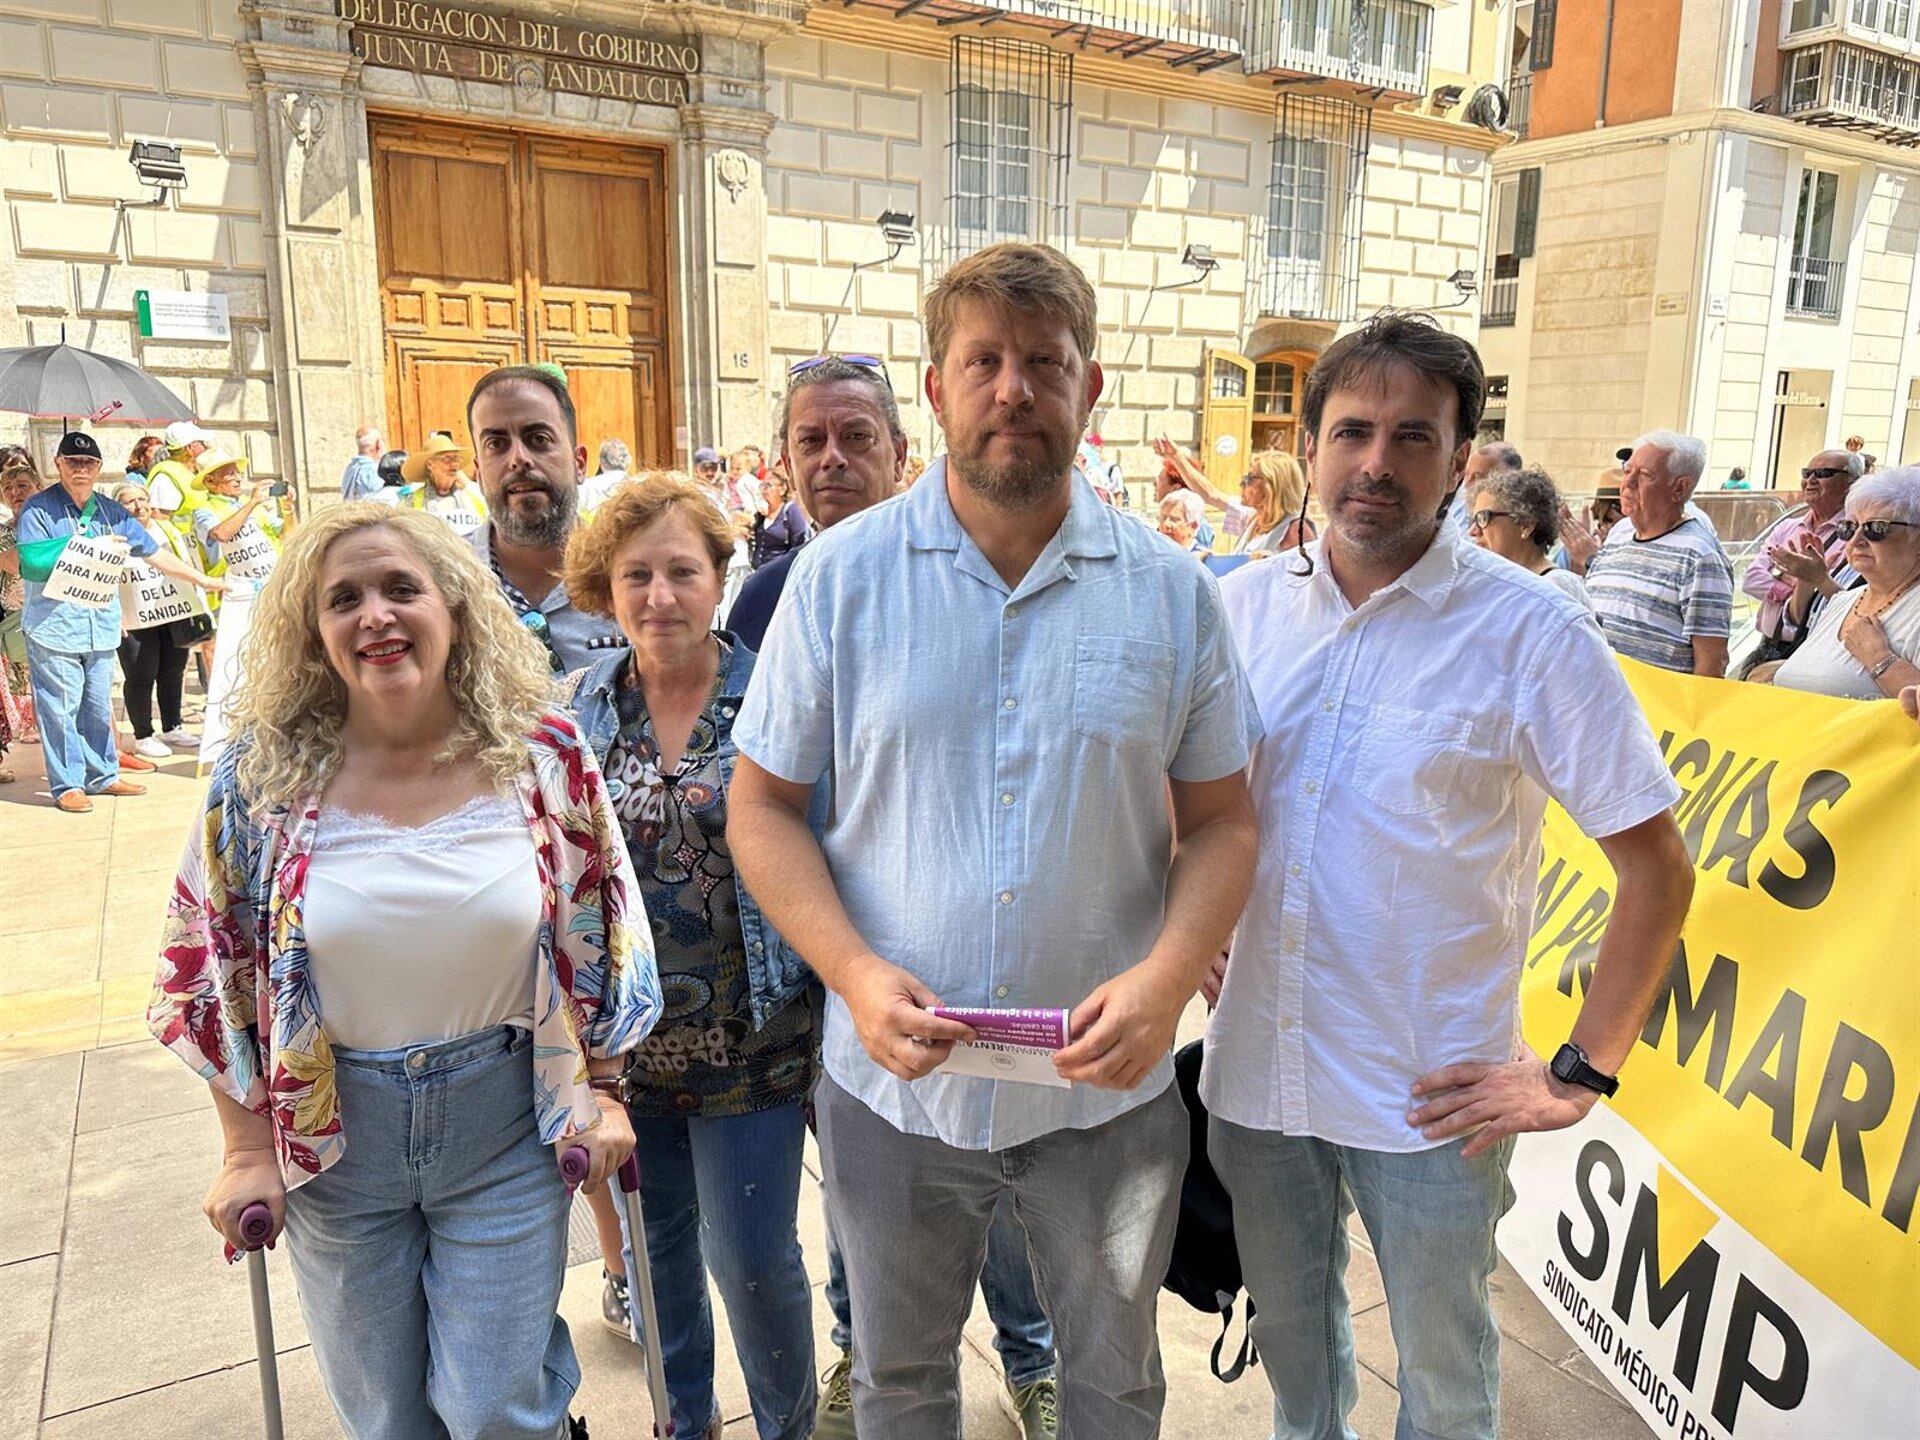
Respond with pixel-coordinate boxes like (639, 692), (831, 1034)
(371, 116), (673, 469)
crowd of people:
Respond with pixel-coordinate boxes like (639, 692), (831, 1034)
(0, 238), (1909, 1440)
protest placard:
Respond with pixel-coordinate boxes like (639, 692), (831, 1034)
(43, 535), (130, 609)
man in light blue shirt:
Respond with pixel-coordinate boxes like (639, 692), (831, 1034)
(19, 431), (223, 811)
(730, 244), (1259, 1439)
(340, 425), (383, 501)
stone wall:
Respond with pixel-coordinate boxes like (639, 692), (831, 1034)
(1839, 165), (1920, 456)
(1505, 140), (1668, 481)
(1713, 137), (1789, 475)
(763, 30), (1491, 478)
(0, 0), (274, 479)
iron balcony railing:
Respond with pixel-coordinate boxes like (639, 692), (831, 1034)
(1482, 263), (1519, 326)
(1786, 255), (1845, 318)
(1780, 40), (1920, 141)
(836, 0), (1243, 69)
(1508, 70), (1532, 136)
(1246, 0), (1432, 97)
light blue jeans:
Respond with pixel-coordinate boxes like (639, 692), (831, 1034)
(23, 640), (118, 797)
(1208, 1120), (1517, 1440)
(617, 1102), (815, 1440)
(824, 1197), (1057, 1388)
(282, 1026), (577, 1440)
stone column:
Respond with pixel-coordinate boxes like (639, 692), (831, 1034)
(237, 0), (386, 506)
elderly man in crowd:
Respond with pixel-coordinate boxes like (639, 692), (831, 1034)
(1743, 447), (1862, 665)
(579, 437), (632, 514)
(730, 243), (1259, 1438)
(15, 432), (223, 813)
(1445, 439), (1522, 531)
(1207, 312), (1695, 1440)
(465, 365), (622, 672)
(730, 352), (1068, 1439)
(340, 425), (384, 501)
(1584, 431), (1734, 676)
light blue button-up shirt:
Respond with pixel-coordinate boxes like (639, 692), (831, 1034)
(735, 462), (1259, 1151)
(19, 484), (157, 654)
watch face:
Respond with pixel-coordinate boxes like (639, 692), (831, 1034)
(1551, 1045), (1582, 1082)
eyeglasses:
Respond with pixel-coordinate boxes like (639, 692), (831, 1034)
(1802, 466), (1849, 481)
(788, 354), (893, 391)
(1834, 518), (1916, 544)
(1467, 509), (1514, 531)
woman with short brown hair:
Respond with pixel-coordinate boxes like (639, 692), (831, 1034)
(562, 470), (817, 1440)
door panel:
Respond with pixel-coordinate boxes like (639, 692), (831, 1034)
(1202, 349), (1255, 499)
(372, 117), (673, 466)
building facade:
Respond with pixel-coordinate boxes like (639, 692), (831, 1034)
(1480, 0), (1920, 489)
(1, 0), (1514, 501)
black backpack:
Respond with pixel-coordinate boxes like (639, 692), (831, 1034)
(1164, 1039), (1258, 1383)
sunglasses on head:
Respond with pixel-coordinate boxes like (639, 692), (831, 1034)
(1834, 518), (1916, 544)
(788, 354), (892, 391)
(1802, 466), (1849, 481)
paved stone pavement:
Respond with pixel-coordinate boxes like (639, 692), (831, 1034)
(0, 725), (1648, 1439)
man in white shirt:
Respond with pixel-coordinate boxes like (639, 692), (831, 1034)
(578, 437), (631, 514)
(1205, 312), (1696, 1440)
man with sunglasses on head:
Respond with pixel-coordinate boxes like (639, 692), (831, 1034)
(465, 365), (622, 672)
(1585, 430), (1734, 676)
(1742, 448), (1863, 667)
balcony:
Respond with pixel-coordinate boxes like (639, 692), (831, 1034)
(1783, 0), (1920, 53)
(1781, 41), (1920, 142)
(833, 0), (1243, 70)
(1482, 264), (1519, 326)
(1508, 70), (1532, 136)
(1786, 255), (1845, 318)
(1245, 0), (1432, 97)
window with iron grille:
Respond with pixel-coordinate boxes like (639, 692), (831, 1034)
(1262, 95), (1369, 323)
(946, 38), (1073, 263)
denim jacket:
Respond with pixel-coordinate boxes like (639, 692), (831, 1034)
(566, 634), (815, 1030)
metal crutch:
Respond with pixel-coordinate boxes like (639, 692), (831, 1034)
(562, 1148), (675, 1437)
(236, 1201), (286, 1440)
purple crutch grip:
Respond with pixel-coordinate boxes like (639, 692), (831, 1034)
(617, 1154), (641, 1194)
(560, 1145), (591, 1188)
(237, 1202), (276, 1250)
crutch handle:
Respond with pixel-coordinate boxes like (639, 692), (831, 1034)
(237, 1202), (277, 1250)
(560, 1145), (591, 1189)
(617, 1154), (641, 1193)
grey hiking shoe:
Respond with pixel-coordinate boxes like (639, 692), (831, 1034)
(599, 1269), (632, 1340)
(1009, 1375), (1059, 1439)
(812, 1349), (856, 1439)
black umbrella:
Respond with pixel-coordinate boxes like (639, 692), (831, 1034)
(0, 341), (194, 424)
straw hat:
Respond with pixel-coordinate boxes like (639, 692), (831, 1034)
(192, 447), (248, 489)
(402, 431), (474, 486)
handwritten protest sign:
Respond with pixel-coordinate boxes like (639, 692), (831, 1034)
(119, 555), (207, 630)
(43, 535), (130, 609)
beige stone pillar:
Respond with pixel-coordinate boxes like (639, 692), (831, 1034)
(237, 0), (386, 507)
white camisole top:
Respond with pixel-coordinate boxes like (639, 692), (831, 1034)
(303, 793), (542, 1052)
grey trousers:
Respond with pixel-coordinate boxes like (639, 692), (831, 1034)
(816, 1075), (1188, 1440)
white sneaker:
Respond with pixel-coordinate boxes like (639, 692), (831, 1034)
(134, 737), (171, 759)
(157, 728), (196, 749)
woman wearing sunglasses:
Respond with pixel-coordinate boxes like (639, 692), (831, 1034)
(1767, 467), (1920, 699)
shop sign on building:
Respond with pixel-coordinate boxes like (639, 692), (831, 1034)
(339, 0), (700, 107)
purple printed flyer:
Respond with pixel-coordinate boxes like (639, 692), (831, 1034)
(928, 1006), (1072, 1088)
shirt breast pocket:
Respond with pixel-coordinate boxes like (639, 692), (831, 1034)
(1353, 704), (1471, 817)
(1073, 636), (1177, 753)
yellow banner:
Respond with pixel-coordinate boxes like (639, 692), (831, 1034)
(1523, 660), (1920, 1368)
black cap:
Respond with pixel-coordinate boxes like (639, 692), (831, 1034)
(56, 431), (101, 461)
(1615, 446), (1633, 462)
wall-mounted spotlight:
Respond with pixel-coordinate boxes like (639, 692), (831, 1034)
(118, 141), (186, 211)
(1180, 243), (1219, 276)
(878, 210), (917, 248)
(1448, 268), (1478, 300)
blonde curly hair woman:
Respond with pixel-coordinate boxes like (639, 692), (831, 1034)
(150, 502), (661, 1440)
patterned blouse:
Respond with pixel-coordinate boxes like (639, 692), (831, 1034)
(149, 712), (661, 1191)
(606, 653), (815, 1117)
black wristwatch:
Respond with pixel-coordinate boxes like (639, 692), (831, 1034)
(1549, 1042), (1619, 1098)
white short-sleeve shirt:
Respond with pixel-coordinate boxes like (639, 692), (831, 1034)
(1203, 529), (1681, 1151)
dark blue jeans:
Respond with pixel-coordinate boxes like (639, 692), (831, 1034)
(619, 1101), (815, 1440)
(824, 1195), (1058, 1388)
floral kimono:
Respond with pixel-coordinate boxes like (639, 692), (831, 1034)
(149, 712), (660, 1189)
